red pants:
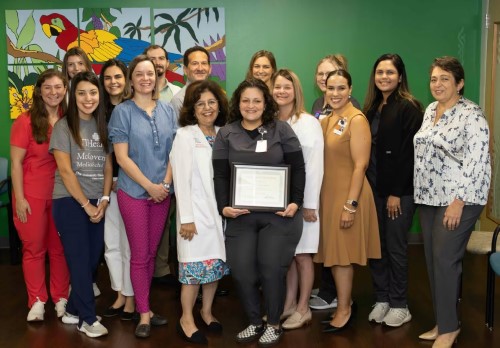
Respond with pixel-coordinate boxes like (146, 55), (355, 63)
(13, 194), (69, 307)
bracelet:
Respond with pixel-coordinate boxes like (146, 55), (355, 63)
(343, 205), (356, 214)
(81, 199), (90, 208)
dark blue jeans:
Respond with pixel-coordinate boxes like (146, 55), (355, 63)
(53, 197), (104, 327)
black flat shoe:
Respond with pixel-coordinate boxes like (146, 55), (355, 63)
(103, 305), (124, 317)
(321, 301), (357, 324)
(205, 321), (223, 333)
(121, 311), (137, 321)
(177, 320), (208, 345)
(135, 323), (151, 338)
(322, 312), (354, 333)
(150, 314), (168, 326)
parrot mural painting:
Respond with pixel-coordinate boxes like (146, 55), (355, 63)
(39, 11), (150, 67)
(6, 7), (226, 119)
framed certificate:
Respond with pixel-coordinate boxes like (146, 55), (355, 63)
(230, 163), (290, 212)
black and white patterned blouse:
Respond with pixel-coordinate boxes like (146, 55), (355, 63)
(413, 97), (491, 206)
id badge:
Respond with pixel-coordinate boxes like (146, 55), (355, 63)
(256, 140), (267, 152)
(333, 118), (346, 135)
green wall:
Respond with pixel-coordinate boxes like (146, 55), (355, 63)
(0, 0), (483, 236)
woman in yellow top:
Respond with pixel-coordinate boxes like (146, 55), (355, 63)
(315, 69), (380, 333)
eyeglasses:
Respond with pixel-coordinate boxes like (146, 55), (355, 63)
(194, 99), (218, 110)
(316, 71), (333, 78)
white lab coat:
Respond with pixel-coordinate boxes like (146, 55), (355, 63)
(287, 113), (324, 254)
(170, 125), (226, 263)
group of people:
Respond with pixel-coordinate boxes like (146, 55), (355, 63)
(10, 44), (491, 348)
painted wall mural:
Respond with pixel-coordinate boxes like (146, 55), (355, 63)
(6, 7), (225, 119)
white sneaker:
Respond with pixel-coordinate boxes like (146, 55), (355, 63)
(62, 312), (101, 325)
(93, 283), (101, 297)
(27, 298), (45, 322)
(78, 321), (108, 338)
(368, 302), (390, 323)
(62, 312), (79, 325)
(309, 296), (338, 310)
(55, 298), (67, 318)
(382, 307), (412, 327)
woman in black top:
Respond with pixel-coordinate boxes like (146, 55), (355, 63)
(212, 79), (305, 346)
(363, 53), (423, 327)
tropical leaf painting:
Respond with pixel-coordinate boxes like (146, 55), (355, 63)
(6, 7), (225, 119)
(154, 8), (226, 89)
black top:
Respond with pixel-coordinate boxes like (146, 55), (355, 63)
(106, 104), (119, 177)
(365, 92), (423, 197)
(212, 120), (305, 214)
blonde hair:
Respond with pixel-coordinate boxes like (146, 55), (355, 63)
(272, 68), (306, 123)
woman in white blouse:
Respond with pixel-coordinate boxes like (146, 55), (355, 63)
(272, 69), (324, 329)
(414, 56), (490, 348)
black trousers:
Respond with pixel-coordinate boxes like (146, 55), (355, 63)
(369, 194), (415, 307)
(225, 212), (302, 326)
(419, 204), (484, 333)
(317, 267), (337, 303)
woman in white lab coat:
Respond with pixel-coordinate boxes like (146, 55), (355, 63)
(272, 69), (324, 329)
(170, 80), (229, 345)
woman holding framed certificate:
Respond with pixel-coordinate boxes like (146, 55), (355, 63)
(213, 78), (305, 346)
(314, 69), (380, 334)
(272, 69), (324, 330)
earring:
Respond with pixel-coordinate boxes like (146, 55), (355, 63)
(348, 95), (351, 99)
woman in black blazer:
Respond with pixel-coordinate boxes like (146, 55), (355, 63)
(363, 53), (423, 328)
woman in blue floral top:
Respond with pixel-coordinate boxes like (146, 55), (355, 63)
(413, 56), (490, 347)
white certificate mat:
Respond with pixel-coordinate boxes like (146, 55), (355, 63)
(230, 164), (290, 211)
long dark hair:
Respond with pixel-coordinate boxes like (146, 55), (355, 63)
(99, 59), (127, 119)
(66, 71), (108, 151)
(30, 69), (67, 143)
(228, 78), (278, 125)
(179, 80), (228, 127)
(363, 53), (422, 114)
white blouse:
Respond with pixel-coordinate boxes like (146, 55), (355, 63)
(413, 97), (490, 206)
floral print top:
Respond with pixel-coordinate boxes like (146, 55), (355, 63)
(413, 97), (491, 206)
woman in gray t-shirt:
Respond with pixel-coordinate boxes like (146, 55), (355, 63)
(50, 71), (112, 338)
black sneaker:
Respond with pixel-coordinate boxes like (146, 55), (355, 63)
(258, 326), (283, 347)
(235, 324), (265, 343)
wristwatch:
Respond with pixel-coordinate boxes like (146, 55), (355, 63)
(161, 181), (170, 190)
(100, 195), (110, 202)
(346, 199), (358, 208)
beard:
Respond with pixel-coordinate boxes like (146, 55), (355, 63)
(155, 66), (165, 77)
